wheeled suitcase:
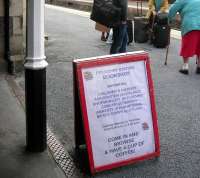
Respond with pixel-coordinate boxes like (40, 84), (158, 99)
(127, 20), (133, 44)
(133, 0), (149, 43)
(152, 24), (170, 48)
(134, 17), (149, 43)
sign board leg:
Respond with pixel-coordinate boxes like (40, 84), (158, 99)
(73, 63), (86, 149)
(73, 63), (91, 174)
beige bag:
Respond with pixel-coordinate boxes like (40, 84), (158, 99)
(95, 23), (110, 32)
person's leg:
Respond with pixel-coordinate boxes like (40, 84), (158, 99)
(105, 32), (109, 40)
(196, 55), (200, 74)
(179, 32), (191, 75)
(196, 31), (200, 73)
(101, 32), (106, 41)
(183, 57), (189, 64)
(106, 29), (113, 44)
(148, 12), (155, 44)
(197, 56), (200, 66)
(119, 24), (128, 53)
(110, 24), (128, 54)
(110, 26), (121, 54)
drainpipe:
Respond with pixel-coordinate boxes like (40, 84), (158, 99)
(4, 0), (14, 74)
(25, 0), (48, 152)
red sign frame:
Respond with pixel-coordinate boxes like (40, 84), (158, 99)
(74, 52), (160, 174)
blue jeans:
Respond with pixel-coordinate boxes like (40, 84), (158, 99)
(110, 24), (128, 54)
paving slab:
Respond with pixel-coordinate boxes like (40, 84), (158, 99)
(43, 6), (200, 178)
(0, 76), (66, 178)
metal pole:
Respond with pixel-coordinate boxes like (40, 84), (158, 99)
(164, 45), (169, 65)
(164, 27), (171, 65)
(25, 0), (48, 152)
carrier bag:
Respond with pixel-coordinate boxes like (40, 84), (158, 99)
(127, 20), (133, 44)
(152, 24), (170, 48)
(90, 0), (121, 28)
(134, 17), (149, 43)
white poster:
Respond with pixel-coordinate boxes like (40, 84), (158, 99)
(81, 61), (155, 168)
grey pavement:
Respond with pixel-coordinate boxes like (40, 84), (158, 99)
(42, 5), (200, 178)
(0, 75), (66, 178)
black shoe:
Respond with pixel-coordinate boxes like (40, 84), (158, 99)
(196, 67), (200, 74)
(179, 69), (189, 75)
(101, 36), (106, 42)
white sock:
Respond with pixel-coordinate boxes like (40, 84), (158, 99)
(182, 63), (189, 70)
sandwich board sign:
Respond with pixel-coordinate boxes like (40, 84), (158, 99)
(73, 51), (160, 174)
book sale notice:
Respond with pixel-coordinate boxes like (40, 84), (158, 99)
(75, 52), (160, 174)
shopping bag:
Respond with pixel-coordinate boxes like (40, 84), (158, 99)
(90, 0), (121, 28)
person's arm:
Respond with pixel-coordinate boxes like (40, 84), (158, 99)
(168, 0), (184, 20)
(149, 0), (156, 11)
(160, 0), (169, 12)
(146, 0), (156, 18)
(119, 0), (128, 22)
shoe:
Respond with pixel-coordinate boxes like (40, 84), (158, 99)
(196, 67), (200, 74)
(106, 40), (113, 44)
(179, 69), (189, 75)
(101, 36), (106, 41)
(179, 63), (189, 75)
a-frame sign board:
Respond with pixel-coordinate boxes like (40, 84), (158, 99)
(73, 51), (160, 174)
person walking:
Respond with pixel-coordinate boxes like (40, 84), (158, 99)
(168, 0), (200, 75)
(110, 0), (128, 54)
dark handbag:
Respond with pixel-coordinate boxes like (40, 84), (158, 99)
(90, 0), (121, 28)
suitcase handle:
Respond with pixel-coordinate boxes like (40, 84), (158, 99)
(136, 0), (143, 16)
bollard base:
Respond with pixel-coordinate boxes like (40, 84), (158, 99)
(25, 68), (47, 152)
